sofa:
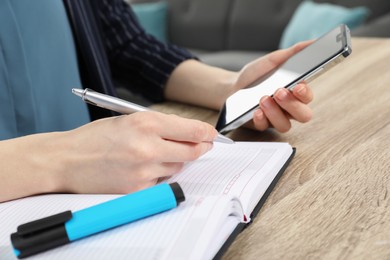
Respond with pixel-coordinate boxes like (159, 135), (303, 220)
(127, 0), (390, 71)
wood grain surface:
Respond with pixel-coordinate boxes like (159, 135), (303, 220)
(152, 38), (390, 260)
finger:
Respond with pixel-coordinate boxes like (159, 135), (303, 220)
(260, 96), (291, 132)
(265, 40), (314, 68)
(252, 109), (270, 131)
(274, 88), (312, 123)
(134, 162), (185, 181)
(156, 114), (217, 143)
(239, 41), (314, 89)
(150, 139), (214, 163)
(291, 83), (313, 104)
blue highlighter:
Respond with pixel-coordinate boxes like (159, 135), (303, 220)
(11, 182), (185, 258)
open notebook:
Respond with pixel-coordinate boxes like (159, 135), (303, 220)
(0, 142), (294, 260)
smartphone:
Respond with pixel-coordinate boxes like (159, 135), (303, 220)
(216, 24), (352, 134)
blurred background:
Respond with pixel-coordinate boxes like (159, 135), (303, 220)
(125, 0), (390, 71)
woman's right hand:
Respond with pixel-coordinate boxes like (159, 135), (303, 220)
(0, 111), (217, 202)
(59, 111), (218, 194)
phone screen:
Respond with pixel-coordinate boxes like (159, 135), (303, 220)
(216, 24), (351, 133)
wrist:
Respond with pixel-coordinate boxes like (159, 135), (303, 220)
(215, 70), (238, 109)
(165, 60), (238, 110)
(28, 132), (71, 194)
(44, 129), (91, 194)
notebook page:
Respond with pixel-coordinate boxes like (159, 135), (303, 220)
(167, 142), (292, 214)
(166, 196), (242, 260)
(0, 194), (230, 260)
(184, 198), (244, 260)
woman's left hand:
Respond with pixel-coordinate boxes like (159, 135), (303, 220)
(232, 41), (314, 132)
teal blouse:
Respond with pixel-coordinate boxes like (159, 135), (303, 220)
(0, 0), (90, 140)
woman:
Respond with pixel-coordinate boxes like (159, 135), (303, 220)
(0, 0), (313, 202)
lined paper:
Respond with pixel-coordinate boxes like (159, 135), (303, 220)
(167, 142), (292, 212)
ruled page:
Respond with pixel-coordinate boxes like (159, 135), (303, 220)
(167, 142), (292, 213)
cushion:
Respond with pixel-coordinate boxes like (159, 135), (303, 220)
(131, 1), (168, 42)
(279, 1), (369, 49)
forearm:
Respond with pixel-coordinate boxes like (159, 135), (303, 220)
(0, 132), (68, 202)
(164, 60), (237, 110)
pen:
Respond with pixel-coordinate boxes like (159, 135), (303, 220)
(72, 88), (234, 144)
(11, 182), (185, 259)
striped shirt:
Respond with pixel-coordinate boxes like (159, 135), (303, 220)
(97, 0), (195, 102)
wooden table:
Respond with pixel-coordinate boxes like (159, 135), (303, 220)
(152, 38), (390, 259)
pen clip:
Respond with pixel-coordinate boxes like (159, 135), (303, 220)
(17, 211), (72, 235)
(11, 211), (72, 259)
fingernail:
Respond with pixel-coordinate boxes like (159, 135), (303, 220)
(296, 84), (306, 96)
(255, 109), (263, 120)
(261, 96), (270, 108)
(275, 89), (288, 101)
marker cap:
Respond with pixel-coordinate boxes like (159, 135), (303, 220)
(11, 211), (72, 258)
(169, 182), (185, 204)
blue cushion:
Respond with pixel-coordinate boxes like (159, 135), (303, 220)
(131, 2), (168, 43)
(279, 1), (369, 49)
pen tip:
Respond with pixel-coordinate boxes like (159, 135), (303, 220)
(215, 134), (235, 144)
(72, 88), (83, 97)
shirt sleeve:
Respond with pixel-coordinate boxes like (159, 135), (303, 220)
(97, 0), (196, 102)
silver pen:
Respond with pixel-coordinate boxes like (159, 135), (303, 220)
(72, 88), (234, 144)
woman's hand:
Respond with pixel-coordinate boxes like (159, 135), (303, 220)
(166, 41), (314, 133)
(62, 111), (217, 194)
(232, 41), (314, 132)
(0, 111), (217, 202)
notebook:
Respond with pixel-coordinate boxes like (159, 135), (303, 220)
(0, 142), (295, 260)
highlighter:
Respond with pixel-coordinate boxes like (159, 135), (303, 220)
(11, 182), (185, 259)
